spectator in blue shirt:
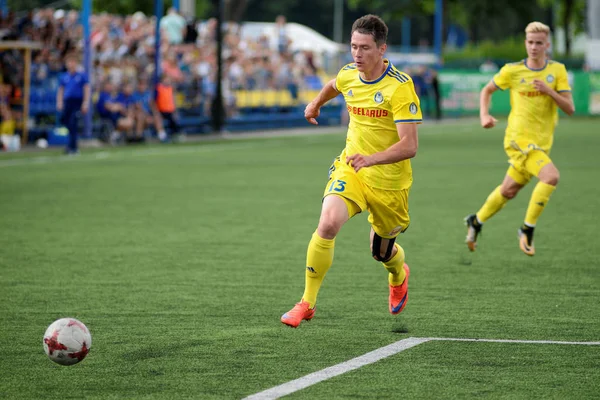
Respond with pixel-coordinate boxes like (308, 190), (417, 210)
(133, 79), (162, 140)
(108, 82), (137, 143)
(56, 54), (90, 154)
(96, 80), (117, 123)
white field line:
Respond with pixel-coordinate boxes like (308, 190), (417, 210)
(428, 337), (600, 346)
(0, 121), (478, 169)
(242, 337), (429, 400)
(243, 336), (600, 400)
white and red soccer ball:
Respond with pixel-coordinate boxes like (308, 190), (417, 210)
(43, 318), (92, 365)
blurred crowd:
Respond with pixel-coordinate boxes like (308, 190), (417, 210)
(0, 8), (324, 143)
(0, 7), (444, 148)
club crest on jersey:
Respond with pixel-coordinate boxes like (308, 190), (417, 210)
(374, 91), (384, 104)
(409, 102), (418, 115)
(546, 74), (554, 83)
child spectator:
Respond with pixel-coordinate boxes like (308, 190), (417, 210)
(134, 79), (162, 140)
(155, 74), (179, 141)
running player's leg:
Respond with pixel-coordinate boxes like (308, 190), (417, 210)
(281, 195), (358, 328)
(367, 188), (410, 314)
(303, 195), (358, 307)
(519, 151), (558, 256)
(282, 158), (365, 327)
(466, 167), (527, 251)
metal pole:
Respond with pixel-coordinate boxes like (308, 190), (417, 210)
(22, 48), (32, 145)
(154, 0), (163, 90)
(402, 17), (411, 53)
(587, 0), (600, 70)
(82, 0), (92, 138)
(172, 0), (180, 12)
(590, 0), (600, 38)
(333, 0), (343, 43)
(211, 0), (224, 133)
(0, 0), (7, 18)
(434, 0), (443, 66)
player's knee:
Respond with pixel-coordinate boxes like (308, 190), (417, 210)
(500, 186), (519, 199)
(540, 169), (560, 186)
(317, 219), (341, 239)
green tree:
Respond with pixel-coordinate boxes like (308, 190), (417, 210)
(346, 0), (550, 45)
(537, 0), (585, 56)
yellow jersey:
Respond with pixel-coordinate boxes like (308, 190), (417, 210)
(335, 60), (422, 190)
(493, 59), (571, 153)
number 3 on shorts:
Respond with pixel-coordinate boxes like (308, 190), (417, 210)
(328, 179), (347, 193)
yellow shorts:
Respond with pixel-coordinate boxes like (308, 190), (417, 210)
(505, 146), (553, 185)
(323, 157), (410, 239)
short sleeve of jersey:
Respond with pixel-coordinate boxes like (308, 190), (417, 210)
(81, 73), (89, 85)
(556, 64), (571, 92)
(392, 81), (423, 123)
(58, 73), (67, 88)
(493, 65), (511, 90)
(335, 64), (353, 94)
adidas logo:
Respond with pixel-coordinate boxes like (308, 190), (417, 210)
(347, 90), (353, 97)
(306, 266), (316, 273)
(536, 201), (545, 206)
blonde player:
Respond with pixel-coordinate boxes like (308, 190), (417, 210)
(281, 15), (422, 328)
(465, 22), (575, 256)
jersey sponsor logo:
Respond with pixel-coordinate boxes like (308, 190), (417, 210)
(409, 102), (418, 115)
(347, 90), (353, 97)
(347, 105), (389, 118)
(546, 74), (554, 83)
(519, 91), (544, 98)
(374, 91), (384, 104)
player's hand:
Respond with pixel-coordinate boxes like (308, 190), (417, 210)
(304, 101), (320, 125)
(346, 153), (375, 172)
(532, 79), (552, 94)
(480, 114), (497, 129)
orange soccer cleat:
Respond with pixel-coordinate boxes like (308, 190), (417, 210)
(389, 263), (410, 315)
(281, 300), (315, 328)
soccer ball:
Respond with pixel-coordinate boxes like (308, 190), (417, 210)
(43, 318), (92, 366)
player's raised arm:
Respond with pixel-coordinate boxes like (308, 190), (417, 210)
(479, 80), (499, 128)
(304, 78), (340, 125)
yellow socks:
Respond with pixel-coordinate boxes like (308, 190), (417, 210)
(476, 185), (509, 223)
(524, 182), (556, 227)
(383, 244), (406, 286)
(302, 231), (335, 308)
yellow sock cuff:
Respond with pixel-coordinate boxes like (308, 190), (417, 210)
(384, 243), (404, 265)
(536, 181), (556, 197)
(312, 231), (335, 249)
(383, 244), (406, 286)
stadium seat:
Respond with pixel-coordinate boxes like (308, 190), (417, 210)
(304, 75), (323, 90)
